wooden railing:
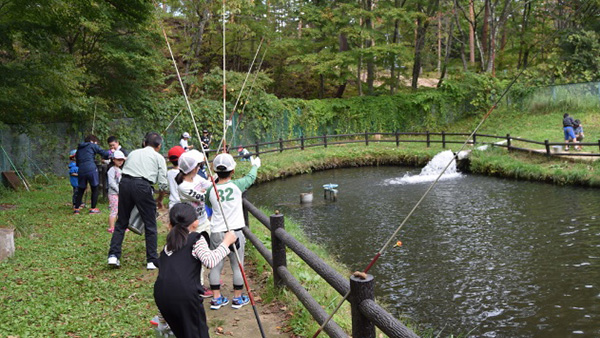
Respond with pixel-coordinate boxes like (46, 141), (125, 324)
(241, 197), (419, 338)
(202, 131), (600, 159)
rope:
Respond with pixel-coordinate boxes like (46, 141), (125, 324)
(157, 6), (266, 337)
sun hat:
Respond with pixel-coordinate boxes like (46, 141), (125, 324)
(213, 153), (236, 172)
(69, 149), (77, 157)
(182, 132), (190, 138)
(113, 150), (126, 160)
(178, 150), (205, 174)
(167, 146), (185, 161)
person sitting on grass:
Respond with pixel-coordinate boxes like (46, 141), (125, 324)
(154, 203), (237, 338)
(206, 153), (260, 310)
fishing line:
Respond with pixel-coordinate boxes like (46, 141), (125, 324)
(157, 5), (267, 336)
(311, 32), (558, 338)
(229, 45), (269, 147)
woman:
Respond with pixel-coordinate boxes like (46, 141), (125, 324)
(154, 203), (237, 338)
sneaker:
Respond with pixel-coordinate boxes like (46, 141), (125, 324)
(200, 289), (213, 298)
(89, 208), (101, 214)
(107, 255), (120, 267)
(107, 227), (114, 233)
(73, 208), (80, 214)
(210, 296), (229, 310)
(147, 262), (157, 270)
(150, 315), (160, 326)
(231, 295), (250, 309)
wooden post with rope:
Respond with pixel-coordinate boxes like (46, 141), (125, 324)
(300, 134), (305, 150)
(350, 272), (375, 338)
(270, 212), (286, 289)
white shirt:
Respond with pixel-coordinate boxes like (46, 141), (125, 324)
(167, 168), (180, 209)
(180, 138), (189, 150)
(178, 175), (212, 224)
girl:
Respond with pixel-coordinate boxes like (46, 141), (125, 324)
(106, 150), (126, 233)
(175, 150), (214, 295)
(154, 203), (237, 338)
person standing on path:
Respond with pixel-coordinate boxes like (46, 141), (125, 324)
(200, 129), (211, 150)
(74, 135), (111, 214)
(180, 132), (193, 151)
(206, 153), (261, 310)
(108, 132), (168, 270)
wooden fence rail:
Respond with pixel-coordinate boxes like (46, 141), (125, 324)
(202, 131), (600, 160)
(241, 198), (419, 338)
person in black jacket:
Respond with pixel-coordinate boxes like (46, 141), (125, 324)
(74, 134), (111, 214)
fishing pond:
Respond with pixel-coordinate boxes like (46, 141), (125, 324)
(247, 151), (600, 337)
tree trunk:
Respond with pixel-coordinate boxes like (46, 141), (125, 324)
(517, 1), (531, 69)
(438, 19), (454, 87)
(469, 0), (475, 64)
(365, 0), (375, 95)
(411, 18), (427, 89)
(336, 33), (350, 98)
(482, 0), (489, 65)
(453, 0), (469, 71)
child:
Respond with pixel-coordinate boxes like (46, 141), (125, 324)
(574, 119), (584, 150)
(167, 146), (186, 210)
(206, 153), (260, 310)
(237, 147), (251, 161)
(68, 150), (79, 209)
(107, 150), (126, 233)
(180, 132), (193, 151)
(176, 150), (214, 296)
(154, 203), (237, 338)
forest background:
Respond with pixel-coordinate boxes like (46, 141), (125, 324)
(0, 0), (599, 174)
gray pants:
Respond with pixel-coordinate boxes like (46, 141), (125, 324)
(209, 229), (246, 289)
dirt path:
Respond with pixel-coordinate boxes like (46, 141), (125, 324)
(202, 260), (290, 337)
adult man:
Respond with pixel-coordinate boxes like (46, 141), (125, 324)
(107, 132), (168, 269)
(200, 129), (211, 150)
(562, 113), (578, 151)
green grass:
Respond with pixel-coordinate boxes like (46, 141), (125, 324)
(0, 179), (164, 336)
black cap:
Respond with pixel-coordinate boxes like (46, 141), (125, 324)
(202, 129), (208, 133)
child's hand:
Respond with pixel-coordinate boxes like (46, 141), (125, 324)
(222, 231), (237, 248)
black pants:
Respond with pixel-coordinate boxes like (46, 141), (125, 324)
(108, 176), (158, 264)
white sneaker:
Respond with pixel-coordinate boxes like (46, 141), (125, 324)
(147, 262), (157, 270)
(108, 255), (120, 267)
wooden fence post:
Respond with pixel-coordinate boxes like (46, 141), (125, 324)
(545, 140), (550, 156)
(472, 133), (477, 145)
(242, 192), (249, 228)
(506, 134), (511, 150)
(365, 130), (369, 146)
(350, 273), (376, 338)
(271, 212), (286, 289)
(255, 143), (260, 157)
(279, 138), (284, 152)
(323, 134), (327, 148)
(426, 131), (430, 148)
(0, 228), (15, 261)
(442, 131), (446, 149)
(300, 135), (305, 150)
(395, 130), (399, 147)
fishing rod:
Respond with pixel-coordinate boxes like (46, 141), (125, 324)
(157, 5), (267, 337)
(219, 37), (265, 152)
(218, 41), (269, 152)
(311, 32), (559, 338)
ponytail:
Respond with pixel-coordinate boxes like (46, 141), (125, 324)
(166, 203), (198, 252)
(174, 170), (185, 185)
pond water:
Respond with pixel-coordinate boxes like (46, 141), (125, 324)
(246, 157), (600, 337)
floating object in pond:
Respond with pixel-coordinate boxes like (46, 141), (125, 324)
(394, 241), (403, 248)
(323, 183), (338, 201)
(300, 192), (313, 204)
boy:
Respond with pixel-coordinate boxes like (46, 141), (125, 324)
(166, 145), (185, 209)
(574, 119), (584, 150)
(206, 153), (261, 310)
(68, 150), (79, 209)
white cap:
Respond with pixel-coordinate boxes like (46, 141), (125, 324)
(182, 132), (190, 138)
(113, 150), (126, 160)
(213, 153), (236, 172)
(178, 150), (205, 174)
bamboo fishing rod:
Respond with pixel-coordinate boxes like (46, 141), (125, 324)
(157, 4), (267, 336)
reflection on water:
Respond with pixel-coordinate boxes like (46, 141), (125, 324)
(247, 166), (600, 337)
